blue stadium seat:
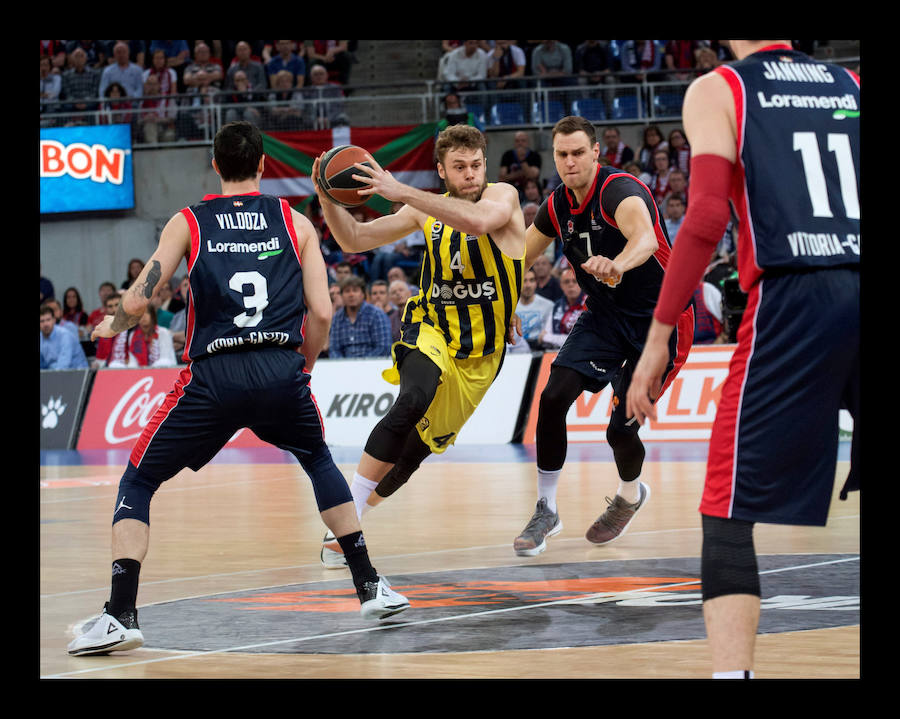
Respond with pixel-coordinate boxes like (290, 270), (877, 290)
(653, 93), (683, 118)
(611, 95), (639, 120)
(531, 100), (568, 124)
(489, 102), (526, 126)
(570, 98), (607, 122)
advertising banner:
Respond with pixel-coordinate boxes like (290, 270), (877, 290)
(40, 124), (135, 214)
(76, 354), (535, 450)
(522, 345), (853, 443)
(40, 369), (93, 449)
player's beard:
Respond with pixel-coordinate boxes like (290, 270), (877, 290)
(445, 176), (487, 202)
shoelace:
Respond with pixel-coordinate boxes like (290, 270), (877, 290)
(598, 496), (635, 530)
(524, 502), (557, 534)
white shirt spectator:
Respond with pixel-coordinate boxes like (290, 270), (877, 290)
(444, 44), (490, 82)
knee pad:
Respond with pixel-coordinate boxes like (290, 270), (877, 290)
(365, 386), (432, 462)
(701, 514), (761, 601)
(375, 431), (432, 498)
(113, 463), (160, 526)
(297, 443), (353, 512)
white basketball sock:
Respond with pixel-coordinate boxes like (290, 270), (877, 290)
(617, 477), (641, 504)
(350, 473), (379, 519)
(537, 468), (561, 513)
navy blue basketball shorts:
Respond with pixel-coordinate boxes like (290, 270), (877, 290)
(552, 304), (694, 401)
(127, 347), (332, 483)
(700, 267), (860, 526)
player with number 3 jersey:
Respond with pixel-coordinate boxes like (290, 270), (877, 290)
(67, 122), (410, 658)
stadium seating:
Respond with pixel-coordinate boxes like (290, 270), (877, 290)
(570, 98), (607, 122)
(489, 102), (526, 126)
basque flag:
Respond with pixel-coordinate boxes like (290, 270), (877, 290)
(260, 123), (442, 215)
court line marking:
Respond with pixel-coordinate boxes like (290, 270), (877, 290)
(44, 555), (858, 679)
(39, 474), (303, 505)
(40, 514), (860, 600)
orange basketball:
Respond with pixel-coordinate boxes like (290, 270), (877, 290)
(317, 145), (372, 208)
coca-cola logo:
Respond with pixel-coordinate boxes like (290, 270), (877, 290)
(101, 373), (247, 446)
(105, 376), (167, 444)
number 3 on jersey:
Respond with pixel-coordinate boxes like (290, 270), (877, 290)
(229, 271), (269, 328)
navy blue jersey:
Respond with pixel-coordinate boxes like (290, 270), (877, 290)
(180, 192), (306, 361)
(716, 45), (860, 288)
(534, 165), (675, 321)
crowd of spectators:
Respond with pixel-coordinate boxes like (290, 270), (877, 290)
(437, 40), (738, 96)
(40, 40), (357, 137)
(44, 40), (841, 366)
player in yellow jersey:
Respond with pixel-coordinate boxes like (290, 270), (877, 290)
(311, 125), (526, 567)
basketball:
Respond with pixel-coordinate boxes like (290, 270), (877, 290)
(317, 145), (373, 208)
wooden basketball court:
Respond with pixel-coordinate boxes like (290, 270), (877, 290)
(40, 445), (859, 679)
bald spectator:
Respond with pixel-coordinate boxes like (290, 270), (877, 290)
(99, 42), (144, 99)
(183, 42), (224, 95)
(302, 64), (347, 129)
(225, 41), (267, 91)
(304, 40), (352, 85)
(60, 47), (100, 116)
(65, 40), (106, 68)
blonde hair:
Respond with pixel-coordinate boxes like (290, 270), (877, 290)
(435, 124), (486, 165)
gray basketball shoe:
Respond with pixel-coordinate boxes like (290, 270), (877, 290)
(514, 498), (563, 556)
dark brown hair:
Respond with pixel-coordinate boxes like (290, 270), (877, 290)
(552, 116), (597, 145)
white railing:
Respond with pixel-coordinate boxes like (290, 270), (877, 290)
(39, 58), (860, 145)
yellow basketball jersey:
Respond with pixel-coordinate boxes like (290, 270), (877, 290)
(401, 196), (524, 359)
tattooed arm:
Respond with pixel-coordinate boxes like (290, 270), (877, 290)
(93, 212), (192, 340)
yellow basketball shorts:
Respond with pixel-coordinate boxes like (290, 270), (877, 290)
(382, 322), (502, 454)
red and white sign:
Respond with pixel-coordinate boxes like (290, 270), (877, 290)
(523, 345), (735, 443)
(76, 368), (268, 450)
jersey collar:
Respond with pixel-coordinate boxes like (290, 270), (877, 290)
(564, 164), (601, 214)
(202, 191), (262, 201)
(752, 43), (795, 54)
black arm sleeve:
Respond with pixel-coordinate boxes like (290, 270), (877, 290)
(533, 196), (556, 238)
(600, 175), (658, 226)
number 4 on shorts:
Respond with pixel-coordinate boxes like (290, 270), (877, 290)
(432, 432), (455, 448)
